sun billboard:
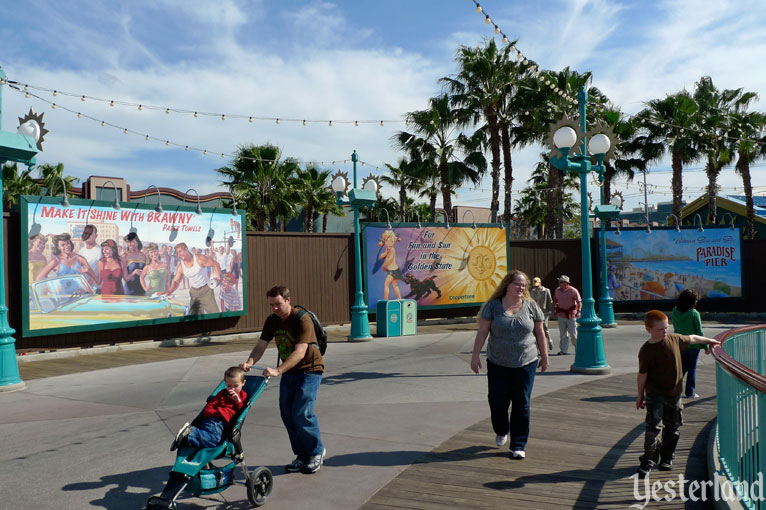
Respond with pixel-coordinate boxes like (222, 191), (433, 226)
(21, 195), (246, 337)
(363, 223), (508, 309)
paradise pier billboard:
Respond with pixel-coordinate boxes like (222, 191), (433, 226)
(596, 226), (743, 302)
(21, 195), (246, 337)
(362, 223), (508, 309)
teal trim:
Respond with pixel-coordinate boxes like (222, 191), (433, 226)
(716, 326), (766, 510)
(19, 195), (247, 339)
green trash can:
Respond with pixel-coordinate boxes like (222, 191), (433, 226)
(401, 299), (417, 335)
(376, 300), (402, 337)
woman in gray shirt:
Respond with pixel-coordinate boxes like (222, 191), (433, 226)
(470, 270), (548, 459)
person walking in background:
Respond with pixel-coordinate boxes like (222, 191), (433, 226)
(470, 270), (548, 460)
(530, 277), (554, 352)
(671, 289), (708, 398)
(553, 275), (581, 355)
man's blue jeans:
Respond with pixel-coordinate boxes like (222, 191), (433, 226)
(487, 359), (537, 451)
(279, 371), (324, 460)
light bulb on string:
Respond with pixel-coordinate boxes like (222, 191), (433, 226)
(145, 135), (149, 141)
(185, 146), (189, 151)
(329, 120), (332, 127)
(194, 112), (198, 118)
(110, 100), (114, 107)
(494, 25), (500, 34)
(51, 103), (56, 109)
(165, 108), (170, 115)
(221, 114), (226, 120)
(203, 150), (207, 155)
(354, 121), (358, 127)
(485, 15), (491, 24)
(276, 118), (280, 124)
(249, 117), (253, 123)
(302, 120), (306, 126)
(380, 121), (384, 127)
(81, 96), (85, 102)
(52, 90), (57, 96)
(502, 35), (508, 43)
(25, 92), (29, 98)
(475, 4), (482, 13)
(124, 128), (128, 134)
(77, 112), (82, 118)
(138, 104), (143, 111)
(101, 121), (105, 127)
(165, 141), (169, 146)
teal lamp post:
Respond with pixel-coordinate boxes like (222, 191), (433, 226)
(594, 165), (621, 328)
(547, 86), (611, 375)
(331, 151), (376, 341)
(0, 65), (45, 391)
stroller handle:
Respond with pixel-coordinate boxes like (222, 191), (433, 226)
(245, 364), (271, 383)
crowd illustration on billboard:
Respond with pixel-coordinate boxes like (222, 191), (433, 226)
(22, 196), (246, 336)
(364, 224), (507, 308)
(600, 226), (742, 302)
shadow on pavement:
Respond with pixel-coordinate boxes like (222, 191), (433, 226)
(62, 466), (169, 510)
(321, 371), (476, 385)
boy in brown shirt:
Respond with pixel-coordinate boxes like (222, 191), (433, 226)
(636, 310), (720, 477)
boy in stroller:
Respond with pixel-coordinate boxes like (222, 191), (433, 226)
(146, 367), (273, 509)
(171, 366), (247, 450)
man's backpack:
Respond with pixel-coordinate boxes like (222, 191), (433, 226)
(293, 305), (328, 356)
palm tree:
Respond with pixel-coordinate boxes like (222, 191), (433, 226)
(216, 144), (298, 231)
(394, 94), (487, 220)
(513, 67), (599, 238)
(441, 38), (517, 222)
(730, 110), (766, 239)
(292, 165), (335, 232)
(635, 90), (700, 222)
(693, 76), (757, 224)
(36, 162), (79, 197)
(380, 157), (420, 220)
(2, 161), (40, 210)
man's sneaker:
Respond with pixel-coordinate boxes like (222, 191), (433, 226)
(657, 459), (673, 471)
(637, 463), (652, 478)
(170, 422), (191, 451)
(302, 449), (326, 474)
(495, 434), (508, 447)
(684, 393), (699, 399)
(285, 457), (308, 473)
(510, 449), (526, 459)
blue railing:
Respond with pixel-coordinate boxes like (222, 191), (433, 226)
(714, 325), (766, 510)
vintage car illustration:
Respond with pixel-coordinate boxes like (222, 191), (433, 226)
(29, 274), (190, 330)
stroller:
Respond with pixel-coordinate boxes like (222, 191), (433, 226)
(147, 374), (272, 509)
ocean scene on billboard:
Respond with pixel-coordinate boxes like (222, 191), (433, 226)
(363, 224), (507, 308)
(600, 227), (742, 301)
(21, 196), (246, 336)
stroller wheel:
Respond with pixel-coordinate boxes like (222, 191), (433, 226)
(247, 466), (273, 507)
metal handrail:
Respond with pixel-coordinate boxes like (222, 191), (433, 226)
(711, 324), (766, 509)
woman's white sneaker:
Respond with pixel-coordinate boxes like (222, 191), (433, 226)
(495, 434), (508, 447)
(511, 449), (526, 459)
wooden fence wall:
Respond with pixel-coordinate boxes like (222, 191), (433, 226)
(5, 211), (763, 351)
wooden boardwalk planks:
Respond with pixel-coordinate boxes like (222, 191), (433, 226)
(361, 364), (717, 509)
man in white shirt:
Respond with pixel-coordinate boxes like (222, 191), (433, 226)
(79, 224), (101, 287)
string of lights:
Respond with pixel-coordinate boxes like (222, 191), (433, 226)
(4, 79), (402, 127)
(7, 86), (384, 169)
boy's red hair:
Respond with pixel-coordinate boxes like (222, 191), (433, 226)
(644, 310), (668, 328)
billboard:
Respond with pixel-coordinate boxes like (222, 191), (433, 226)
(21, 195), (246, 337)
(363, 223), (508, 309)
(597, 226), (743, 302)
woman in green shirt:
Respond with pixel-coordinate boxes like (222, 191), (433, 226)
(671, 289), (707, 398)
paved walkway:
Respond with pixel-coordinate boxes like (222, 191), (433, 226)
(3, 321), (732, 509)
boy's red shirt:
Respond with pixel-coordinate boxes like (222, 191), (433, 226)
(202, 389), (247, 424)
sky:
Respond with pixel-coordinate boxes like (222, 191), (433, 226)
(2, 0), (765, 215)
